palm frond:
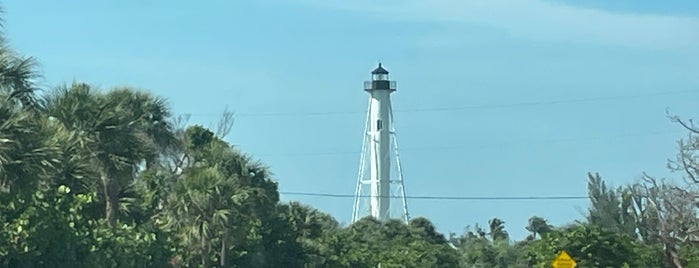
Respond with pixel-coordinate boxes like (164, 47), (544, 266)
(0, 50), (41, 109)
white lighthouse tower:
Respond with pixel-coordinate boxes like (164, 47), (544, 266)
(352, 63), (410, 223)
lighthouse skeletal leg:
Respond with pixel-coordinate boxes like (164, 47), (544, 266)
(390, 105), (410, 222)
(352, 98), (371, 223)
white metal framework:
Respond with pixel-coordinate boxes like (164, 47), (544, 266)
(352, 63), (410, 223)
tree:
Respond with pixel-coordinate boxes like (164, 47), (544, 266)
(582, 172), (699, 267)
(523, 223), (663, 267)
(159, 125), (285, 267)
(104, 87), (179, 171)
(43, 83), (168, 227)
(487, 218), (509, 242)
(0, 98), (58, 196)
(667, 113), (699, 185)
(329, 217), (461, 268)
(266, 202), (340, 267)
(450, 219), (518, 268)
(0, 13), (49, 197)
(525, 216), (552, 240)
(627, 175), (699, 268)
(0, 5), (41, 111)
(586, 172), (637, 237)
(164, 166), (237, 267)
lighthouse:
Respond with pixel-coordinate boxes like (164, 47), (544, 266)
(352, 63), (409, 223)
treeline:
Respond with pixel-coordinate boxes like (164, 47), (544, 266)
(1, 7), (698, 268)
(449, 172), (699, 267)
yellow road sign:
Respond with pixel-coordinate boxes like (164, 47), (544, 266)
(552, 251), (577, 268)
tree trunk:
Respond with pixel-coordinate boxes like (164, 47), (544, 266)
(102, 173), (119, 227)
(666, 245), (683, 268)
(220, 233), (227, 267)
(200, 222), (210, 268)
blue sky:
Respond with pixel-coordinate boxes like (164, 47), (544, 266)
(4, 0), (698, 240)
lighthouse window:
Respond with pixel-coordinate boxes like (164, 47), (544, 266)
(376, 119), (383, 130)
(373, 74), (388, 81)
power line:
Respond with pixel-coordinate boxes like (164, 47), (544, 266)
(279, 191), (588, 200)
(253, 130), (677, 157)
(183, 89), (696, 118)
(398, 89), (695, 113)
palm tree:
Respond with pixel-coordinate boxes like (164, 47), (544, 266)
(0, 6), (47, 195)
(43, 83), (171, 226)
(103, 88), (180, 170)
(163, 165), (238, 267)
(488, 218), (509, 241)
(0, 6), (41, 111)
(161, 125), (285, 267)
(0, 50), (40, 110)
(0, 97), (53, 196)
(525, 216), (552, 239)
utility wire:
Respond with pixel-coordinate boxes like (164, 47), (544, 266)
(253, 129), (676, 157)
(279, 191), (588, 200)
(183, 89), (696, 118)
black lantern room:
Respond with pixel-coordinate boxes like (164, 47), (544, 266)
(364, 63), (396, 92)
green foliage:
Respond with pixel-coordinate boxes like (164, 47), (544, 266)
(525, 216), (553, 240)
(327, 217), (461, 268)
(452, 218), (520, 267)
(81, 217), (171, 268)
(264, 202), (339, 267)
(0, 185), (87, 267)
(679, 243), (699, 267)
(522, 223), (664, 267)
(0, 185), (170, 267)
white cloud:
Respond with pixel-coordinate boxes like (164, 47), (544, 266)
(295, 0), (699, 51)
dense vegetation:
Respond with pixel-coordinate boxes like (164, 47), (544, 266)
(0, 7), (698, 268)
